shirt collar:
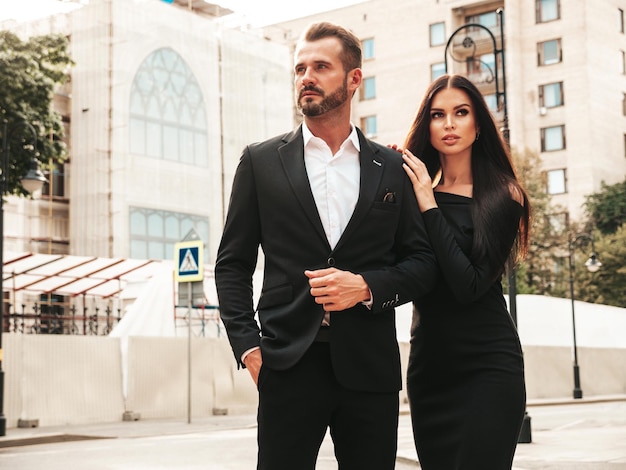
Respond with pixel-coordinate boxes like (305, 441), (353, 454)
(302, 121), (361, 152)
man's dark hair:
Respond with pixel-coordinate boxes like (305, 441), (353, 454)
(300, 22), (362, 72)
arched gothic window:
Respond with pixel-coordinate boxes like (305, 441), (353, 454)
(129, 48), (208, 166)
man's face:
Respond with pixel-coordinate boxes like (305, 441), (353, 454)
(294, 37), (356, 117)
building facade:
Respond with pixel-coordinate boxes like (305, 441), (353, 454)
(261, 0), (626, 222)
(1, 0), (292, 319)
(2, 0), (293, 262)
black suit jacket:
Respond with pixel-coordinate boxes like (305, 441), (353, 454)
(215, 126), (437, 393)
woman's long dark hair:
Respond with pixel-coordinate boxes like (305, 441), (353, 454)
(404, 74), (530, 276)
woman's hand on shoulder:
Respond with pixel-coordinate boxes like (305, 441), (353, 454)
(401, 149), (438, 213)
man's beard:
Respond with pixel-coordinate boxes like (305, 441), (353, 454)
(297, 78), (349, 117)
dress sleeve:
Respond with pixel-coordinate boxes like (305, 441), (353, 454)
(421, 203), (521, 303)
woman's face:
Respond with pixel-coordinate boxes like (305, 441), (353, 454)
(428, 87), (478, 158)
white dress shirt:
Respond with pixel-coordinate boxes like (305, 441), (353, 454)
(302, 122), (361, 249)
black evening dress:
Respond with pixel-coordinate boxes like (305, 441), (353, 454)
(407, 192), (526, 470)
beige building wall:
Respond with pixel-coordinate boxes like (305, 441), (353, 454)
(262, 0), (626, 221)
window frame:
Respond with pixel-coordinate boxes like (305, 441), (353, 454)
(539, 81), (564, 108)
(362, 37), (375, 60)
(546, 168), (567, 195)
(360, 76), (376, 101)
(536, 0), (560, 23)
(541, 125), (566, 152)
(429, 22), (446, 47)
(537, 38), (562, 66)
(360, 115), (378, 138)
(431, 62), (446, 81)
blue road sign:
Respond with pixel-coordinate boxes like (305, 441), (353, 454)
(174, 240), (204, 282)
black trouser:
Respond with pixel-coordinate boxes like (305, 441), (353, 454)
(256, 342), (399, 470)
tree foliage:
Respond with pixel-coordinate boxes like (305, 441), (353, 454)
(0, 30), (73, 196)
(504, 152), (626, 308)
(584, 179), (626, 235)
(507, 147), (568, 297)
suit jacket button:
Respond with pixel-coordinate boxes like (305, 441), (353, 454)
(327, 257), (335, 267)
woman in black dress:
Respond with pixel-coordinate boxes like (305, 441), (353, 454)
(399, 74), (531, 469)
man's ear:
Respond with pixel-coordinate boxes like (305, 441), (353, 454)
(348, 68), (362, 91)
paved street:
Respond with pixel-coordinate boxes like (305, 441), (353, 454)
(0, 397), (625, 469)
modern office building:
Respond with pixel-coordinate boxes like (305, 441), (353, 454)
(260, 0), (626, 223)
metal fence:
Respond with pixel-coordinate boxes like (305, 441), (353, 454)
(2, 302), (122, 336)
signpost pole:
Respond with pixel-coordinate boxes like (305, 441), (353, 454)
(174, 235), (204, 426)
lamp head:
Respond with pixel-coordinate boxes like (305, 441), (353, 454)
(21, 157), (47, 194)
(585, 253), (602, 273)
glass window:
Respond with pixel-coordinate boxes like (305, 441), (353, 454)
(362, 38), (375, 60)
(361, 77), (376, 100)
(483, 93), (498, 113)
(539, 82), (564, 108)
(620, 8), (625, 33)
(467, 53), (497, 83)
(129, 48), (208, 166)
(431, 62), (446, 81)
(129, 207), (210, 262)
(546, 169), (567, 194)
(466, 11), (498, 32)
(536, 0), (560, 23)
(430, 22), (446, 47)
(360, 115), (377, 138)
(538, 39), (562, 66)
(541, 125), (565, 151)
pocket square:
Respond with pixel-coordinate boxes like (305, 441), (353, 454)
(382, 189), (396, 203)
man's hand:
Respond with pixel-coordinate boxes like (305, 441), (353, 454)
(305, 267), (371, 311)
(242, 348), (262, 385)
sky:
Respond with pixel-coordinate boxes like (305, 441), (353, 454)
(0, 0), (365, 26)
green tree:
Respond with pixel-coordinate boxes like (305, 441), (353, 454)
(584, 179), (626, 235)
(0, 30), (73, 196)
(508, 147), (568, 296)
(572, 225), (626, 308)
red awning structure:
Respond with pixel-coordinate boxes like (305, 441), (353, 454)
(2, 251), (164, 298)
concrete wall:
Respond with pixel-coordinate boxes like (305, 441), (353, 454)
(3, 334), (625, 428)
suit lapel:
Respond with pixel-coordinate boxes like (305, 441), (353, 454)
(278, 127), (329, 247)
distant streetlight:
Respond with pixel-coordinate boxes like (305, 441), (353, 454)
(567, 232), (602, 400)
(0, 118), (48, 436)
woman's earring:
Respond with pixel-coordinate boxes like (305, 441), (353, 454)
(475, 130), (480, 141)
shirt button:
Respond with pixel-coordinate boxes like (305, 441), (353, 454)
(327, 257), (335, 267)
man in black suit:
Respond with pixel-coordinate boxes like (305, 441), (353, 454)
(215, 21), (436, 470)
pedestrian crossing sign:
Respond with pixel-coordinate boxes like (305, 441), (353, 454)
(174, 240), (204, 282)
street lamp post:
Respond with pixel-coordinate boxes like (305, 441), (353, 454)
(443, 8), (532, 444)
(0, 118), (48, 436)
(567, 232), (602, 400)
